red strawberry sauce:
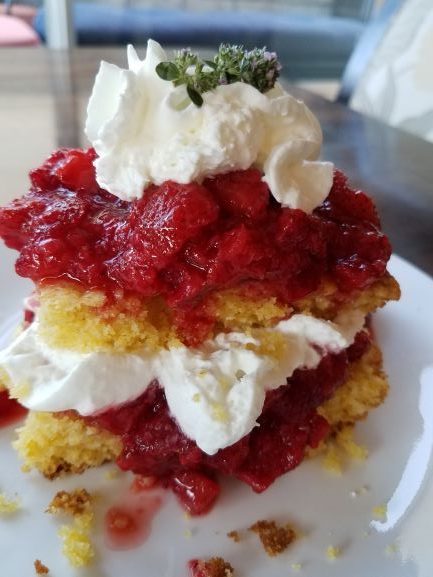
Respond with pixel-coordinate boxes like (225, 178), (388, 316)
(0, 390), (27, 428)
(0, 148), (389, 513)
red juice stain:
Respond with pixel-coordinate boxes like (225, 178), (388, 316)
(104, 493), (163, 551)
(0, 390), (27, 428)
(130, 475), (158, 494)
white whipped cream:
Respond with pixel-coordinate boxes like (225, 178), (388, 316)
(0, 311), (364, 455)
(85, 40), (333, 212)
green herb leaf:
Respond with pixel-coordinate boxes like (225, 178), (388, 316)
(204, 59), (217, 70)
(155, 61), (179, 81)
(186, 85), (204, 107)
(155, 45), (281, 107)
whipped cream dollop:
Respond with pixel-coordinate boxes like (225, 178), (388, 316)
(0, 311), (364, 455)
(85, 40), (333, 212)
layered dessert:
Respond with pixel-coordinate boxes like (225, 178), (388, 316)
(0, 41), (399, 515)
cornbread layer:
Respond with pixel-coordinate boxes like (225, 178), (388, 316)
(14, 412), (122, 479)
(36, 274), (400, 353)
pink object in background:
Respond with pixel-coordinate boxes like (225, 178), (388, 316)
(0, 14), (40, 47)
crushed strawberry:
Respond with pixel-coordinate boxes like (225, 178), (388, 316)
(170, 471), (220, 516)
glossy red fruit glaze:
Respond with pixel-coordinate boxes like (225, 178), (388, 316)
(89, 332), (370, 514)
(315, 170), (380, 227)
(170, 471), (220, 516)
(0, 150), (390, 311)
(204, 168), (269, 220)
(55, 149), (100, 193)
(0, 390), (27, 428)
(109, 181), (219, 293)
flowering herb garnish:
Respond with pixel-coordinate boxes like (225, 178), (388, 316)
(155, 44), (282, 107)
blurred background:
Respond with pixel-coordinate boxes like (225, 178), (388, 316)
(2, 0), (384, 100)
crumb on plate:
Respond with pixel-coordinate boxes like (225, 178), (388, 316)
(189, 557), (235, 577)
(0, 492), (21, 515)
(34, 560), (49, 575)
(227, 530), (241, 542)
(58, 521), (95, 568)
(385, 543), (398, 556)
(326, 545), (341, 560)
(46, 489), (95, 567)
(372, 504), (388, 520)
(104, 468), (119, 481)
(249, 520), (296, 557)
(46, 489), (92, 516)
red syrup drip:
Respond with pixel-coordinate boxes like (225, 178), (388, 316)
(0, 390), (27, 428)
(104, 481), (163, 551)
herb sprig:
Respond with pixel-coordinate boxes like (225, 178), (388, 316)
(156, 44), (282, 107)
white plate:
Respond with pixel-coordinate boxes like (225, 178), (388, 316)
(1, 253), (433, 577)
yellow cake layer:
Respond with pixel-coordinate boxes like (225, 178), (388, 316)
(14, 412), (121, 479)
(295, 273), (400, 320)
(319, 343), (388, 425)
(13, 341), (388, 479)
(37, 287), (181, 353)
(36, 274), (399, 354)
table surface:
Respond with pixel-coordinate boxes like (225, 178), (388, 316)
(1, 46), (432, 277)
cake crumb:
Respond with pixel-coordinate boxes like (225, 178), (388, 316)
(336, 426), (368, 460)
(323, 444), (343, 475)
(326, 545), (341, 560)
(46, 489), (95, 567)
(104, 468), (119, 480)
(184, 528), (193, 538)
(34, 560), (49, 575)
(372, 504), (388, 520)
(350, 484), (370, 498)
(227, 530), (241, 543)
(189, 557), (234, 577)
(0, 492), (20, 515)
(291, 562), (302, 571)
(58, 521), (95, 567)
(385, 543), (398, 556)
(249, 520), (296, 557)
(46, 489), (92, 516)
(319, 425), (368, 475)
